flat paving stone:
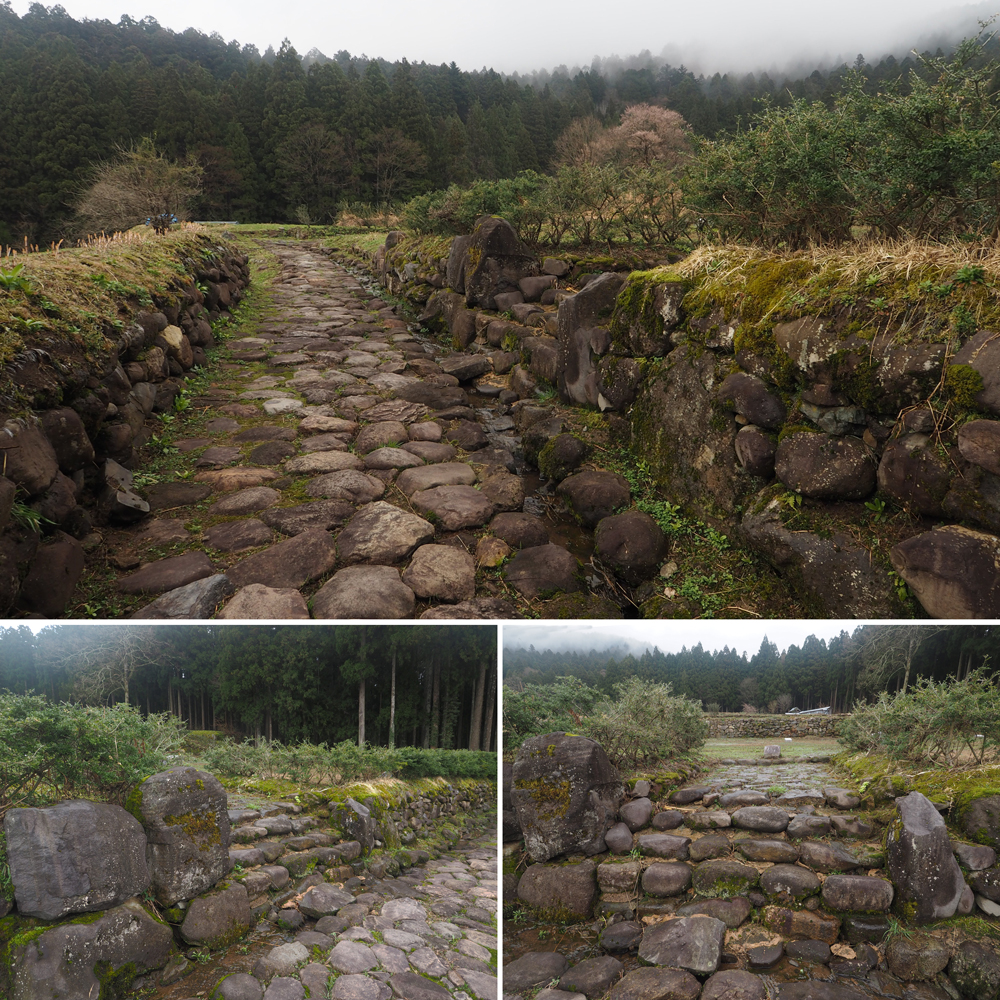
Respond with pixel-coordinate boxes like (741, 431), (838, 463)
(312, 566), (416, 619)
(227, 529), (338, 589)
(209, 487), (282, 517)
(285, 451), (363, 474)
(145, 481), (213, 509)
(306, 470), (385, 503)
(119, 551), (215, 595)
(261, 499), (356, 536)
(410, 485), (495, 530)
(337, 502), (435, 565)
(132, 574), (235, 619)
(396, 463), (477, 497)
(401, 545), (476, 603)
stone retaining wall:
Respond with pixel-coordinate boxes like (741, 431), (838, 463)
(706, 714), (842, 738)
(363, 220), (1000, 618)
(0, 235), (250, 617)
(1, 769), (496, 999)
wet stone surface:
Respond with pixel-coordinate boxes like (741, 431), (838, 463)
(140, 803), (497, 1000)
(83, 239), (668, 619)
(503, 749), (983, 1000)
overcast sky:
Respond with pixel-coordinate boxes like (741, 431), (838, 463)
(8, 0), (989, 76)
(501, 621), (877, 660)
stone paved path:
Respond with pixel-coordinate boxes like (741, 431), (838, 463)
(95, 238), (621, 619)
(503, 750), (925, 1000)
(152, 802), (497, 1000)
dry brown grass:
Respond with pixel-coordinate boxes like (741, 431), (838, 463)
(677, 238), (1000, 284)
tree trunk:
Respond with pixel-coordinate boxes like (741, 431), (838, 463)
(167, 676), (173, 716)
(469, 659), (487, 750)
(389, 647), (397, 749)
(901, 636), (916, 695)
(358, 677), (366, 747)
(483, 664), (496, 751)
(431, 660), (441, 748)
(422, 658), (433, 748)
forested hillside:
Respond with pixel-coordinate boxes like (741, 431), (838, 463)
(0, 0), (981, 243)
(0, 624), (497, 750)
(503, 626), (999, 713)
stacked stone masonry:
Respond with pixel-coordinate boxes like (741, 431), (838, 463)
(1, 767), (496, 1000)
(503, 733), (1000, 1000)
(706, 714), (842, 738)
(373, 219), (1000, 618)
(0, 239), (250, 617)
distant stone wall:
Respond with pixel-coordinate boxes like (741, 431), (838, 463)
(706, 713), (843, 738)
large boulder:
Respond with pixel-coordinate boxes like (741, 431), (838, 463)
(462, 217), (538, 310)
(5, 898), (175, 1000)
(774, 432), (875, 500)
(127, 767), (231, 906)
(716, 373), (786, 429)
(637, 915), (726, 974)
(594, 512), (667, 585)
(179, 882), (253, 947)
(742, 490), (897, 617)
(891, 526), (1000, 618)
(517, 860), (597, 919)
(952, 330), (1000, 415)
(4, 800), (149, 920)
(959, 794), (1000, 850)
(558, 273), (625, 405)
(511, 732), (624, 862)
(948, 941), (1000, 999)
(885, 932), (952, 981)
(330, 798), (377, 853)
(886, 791), (966, 923)
(877, 437), (953, 516)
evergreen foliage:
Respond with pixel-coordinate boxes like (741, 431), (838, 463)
(0, 693), (184, 818)
(503, 626), (999, 714)
(1, 2), (990, 243)
(838, 669), (1000, 767)
(0, 624), (497, 752)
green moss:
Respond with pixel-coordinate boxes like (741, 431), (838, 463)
(163, 809), (221, 850)
(124, 783), (145, 823)
(945, 363), (986, 410)
(610, 268), (690, 353)
(94, 960), (138, 1000)
(776, 424), (821, 444)
(512, 777), (572, 820)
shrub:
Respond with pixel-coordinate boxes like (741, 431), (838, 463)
(393, 748), (496, 780)
(201, 739), (496, 784)
(839, 669), (1000, 767)
(502, 676), (602, 749)
(0, 692), (185, 819)
(704, 702), (721, 714)
(582, 677), (707, 769)
(688, 28), (1000, 244)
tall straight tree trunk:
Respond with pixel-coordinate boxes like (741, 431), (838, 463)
(430, 660), (441, 748)
(482, 664), (495, 752)
(167, 676), (173, 716)
(469, 659), (487, 750)
(422, 659), (433, 747)
(358, 678), (365, 746)
(389, 647), (396, 748)
(358, 627), (367, 747)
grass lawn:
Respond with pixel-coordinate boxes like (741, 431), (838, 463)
(696, 735), (843, 759)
